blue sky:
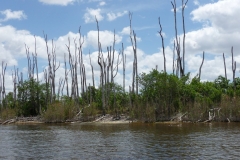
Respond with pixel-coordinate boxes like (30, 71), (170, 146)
(0, 0), (240, 92)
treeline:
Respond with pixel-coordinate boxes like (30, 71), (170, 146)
(0, 0), (240, 122)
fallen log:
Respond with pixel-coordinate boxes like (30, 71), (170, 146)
(2, 118), (16, 125)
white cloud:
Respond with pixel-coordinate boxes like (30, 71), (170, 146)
(191, 0), (240, 32)
(193, 0), (200, 6)
(107, 10), (128, 21)
(39, 0), (76, 6)
(99, 1), (106, 6)
(83, 8), (104, 23)
(0, 9), (26, 22)
(86, 30), (122, 49)
(183, 0), (240, 56)
(0, 25), (44, 65)
(121, 26), (130, 35)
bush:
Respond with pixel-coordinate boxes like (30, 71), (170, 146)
(43, 102), (76, 122)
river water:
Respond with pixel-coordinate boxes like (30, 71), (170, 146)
(0, 122), (240, 159)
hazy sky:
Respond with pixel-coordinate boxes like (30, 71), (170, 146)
(0, 0), (240, 92)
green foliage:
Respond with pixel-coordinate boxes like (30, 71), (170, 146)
(139, 69), (180, 120)
(17, 78), (47, 116)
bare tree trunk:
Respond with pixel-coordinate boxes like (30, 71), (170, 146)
(232, 47), (236, 91)
(44, 68), (50, 108)
(12, 67), (18, 108)
(57, 78), (64, 101)
(199, 51), (205, 80)
(129, 12), (138, 95)
(173, 41), (176, 75)
(158, 17), (166, 73)
(89, 52), (95, 88)
(223, 52), (227, 80)
(78, 27), (85, 98)
(171, 0), (184, 77)
(122, 43), (126, 93)
(64, 53), (70, 97)
(74, 38), (79, 102)
(182, 0), (188, 75)
(44, 33), (60, 104)
(96, 17), (106, 115)
(2, 61), (7, 106)
(34, 36), (40, 113)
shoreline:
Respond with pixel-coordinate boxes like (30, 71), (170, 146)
(0, 115), (233, 125)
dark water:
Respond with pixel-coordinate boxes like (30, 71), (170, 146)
(0, 122), (240, 159)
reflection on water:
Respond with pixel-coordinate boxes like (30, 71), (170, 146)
(0, 122), (240, 159)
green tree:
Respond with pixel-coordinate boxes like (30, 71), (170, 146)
(17, 78), (47, 116)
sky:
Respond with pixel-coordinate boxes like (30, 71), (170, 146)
(0, 0), (240, 93)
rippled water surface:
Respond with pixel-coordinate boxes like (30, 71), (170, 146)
(1, 122), (240, 159)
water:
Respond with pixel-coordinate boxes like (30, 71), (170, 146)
(0, 122), (240, 159)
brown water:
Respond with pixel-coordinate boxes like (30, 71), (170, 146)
(0, 122), (240, 159)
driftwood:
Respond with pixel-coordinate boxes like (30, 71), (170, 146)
(2, 118), (16, 125)
(170, 112), (187, 121)
(1, 117), (42, 125)
(203, 108), (221, 123)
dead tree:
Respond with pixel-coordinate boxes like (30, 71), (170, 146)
(2, 61), (7, 106)
(112, 50), (122, 117)
(44, 67), (50, 108)
(25, 45), (33, 79)
(231, 47), (236, 91)
(223, 53), (227, 80)
(89, 52), (95, 88)
(110, 30), (116, 84)
(64, 53), (70, 97)
(173, 41), (176, 74)
(122, 43), (126, 93)
(12, 67), (18, 108)
(171, 0), (188, 77)
(198, 51), (205, 80)
(129, 12), (138, 95)
(158, 17), (166, 73)
(74, 38), (79, 101)
(82, 64), (88, 103)
(33, 36), (40, 112)
(182, 0), (188, 75)
(96, 17), (106, 115)
(66, 40), (75, 99)
(44, 33), (60, 103)
(78, 27), (85, 98)
(57, 77), (64, 101)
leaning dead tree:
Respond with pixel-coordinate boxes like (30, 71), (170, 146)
(171, 0), (188, 77)
(129, 12), (138, 95)
(198, 51), (205, 80)
(223, 53), (227, 80)
(158, 17), (166, 73)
